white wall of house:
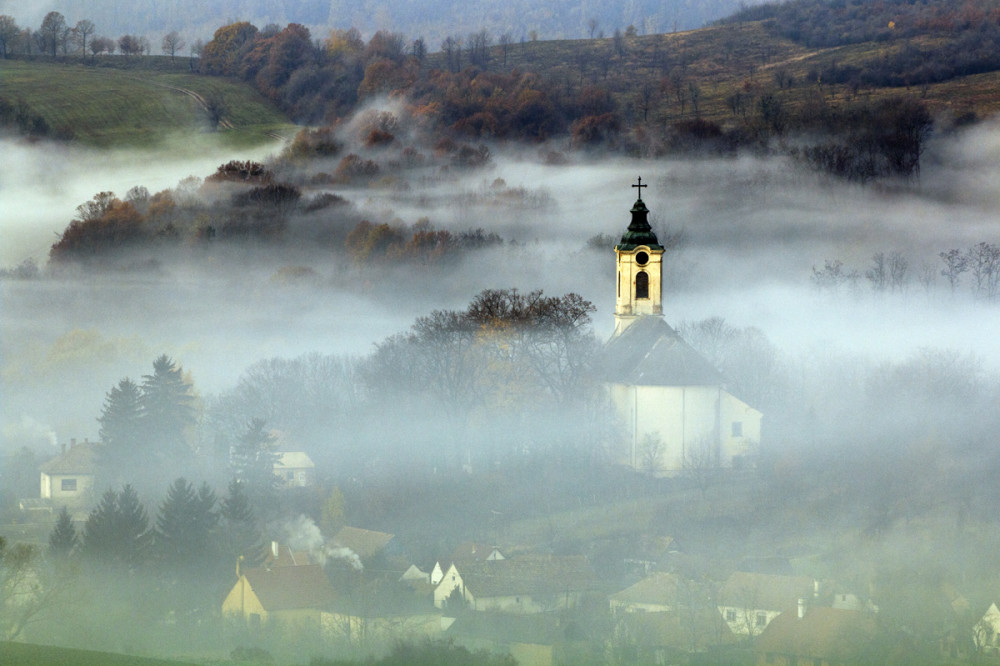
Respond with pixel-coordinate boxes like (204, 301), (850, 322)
(610, 383), (761, 473)
(718, 605), (780, 636)
(40, 472), (94, 505)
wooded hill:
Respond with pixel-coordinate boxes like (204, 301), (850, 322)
(6, 0), (1000, 173)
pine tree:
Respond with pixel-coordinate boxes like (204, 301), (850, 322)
(96, 377), (144, 487)
(221, 478), (264, 568)
(141, 355), (196, 462)
(81, 485), (151, 571)
(155, 478), (218, 570)
(231, 418), (281, 515)
(48, 506), (77, 559)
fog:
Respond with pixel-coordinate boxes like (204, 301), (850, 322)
(3, 121), (1000, 450)
(3, 115), (1000, 662)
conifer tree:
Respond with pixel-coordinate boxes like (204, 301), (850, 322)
(48, 506), (77, 559)
(231, 418), (281, 517)
(96, 377), (144, 487)
(221, 478), (264, 568)
(81, 485), (151, 571)
(155, 478), (218, 570)
(141, 354), (196, 463)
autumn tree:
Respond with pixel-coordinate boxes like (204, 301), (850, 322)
(200, 21), (259, 76)
(0, 15), (19, 58)
(39, 11), (66, 56)
(161, 30), (185, 62)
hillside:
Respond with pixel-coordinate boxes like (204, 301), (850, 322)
(0, 59), (296, 148)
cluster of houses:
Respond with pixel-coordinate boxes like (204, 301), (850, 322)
(19, 186), (1000, 663)
(213, 526), (1000, 665)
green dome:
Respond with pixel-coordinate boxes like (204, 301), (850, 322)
(616, 198), (663, 252)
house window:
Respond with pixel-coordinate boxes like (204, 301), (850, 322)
(756, 612), (767, 627)
(725, 609), (736, 622)
(635, 271), (649, 299)
(731, 421), (743, 437)
(61, 478), (77, 492)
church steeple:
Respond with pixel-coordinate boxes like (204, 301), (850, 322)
(613, 178), (664, 338)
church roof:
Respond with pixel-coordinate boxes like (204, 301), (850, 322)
(616, 198), (664, 252)
(601, 316), (724, 386)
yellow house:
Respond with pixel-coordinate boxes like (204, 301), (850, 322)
(604, 182), (762, 473)
(39, 439), (99, 509)
(222, 564), (336, 631)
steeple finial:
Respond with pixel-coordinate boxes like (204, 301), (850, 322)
(632, 177), (647, 199)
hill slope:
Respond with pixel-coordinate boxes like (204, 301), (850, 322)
(0, 59), (295, 148)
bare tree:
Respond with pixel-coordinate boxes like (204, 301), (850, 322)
(498, 32), (512, 68)
(0, 15), (19, 58)
(939, 248), (968, 293)
(39, 11), (66, 56)
(587, 18), (599, 39)
(74, 19), (95, 57)
(888, 251), (908, 291)
(161, 30), (185, 62)
(967, 241), (1000, 300)
(866, 251), (888, 292)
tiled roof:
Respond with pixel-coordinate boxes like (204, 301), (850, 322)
(601, 316), (724, 386)
(717, 572), (815, 612)
(331, 526), (394, 559)
(244, 564), (335, 611)
(620, 608), (736, 650)
(756, 607), (876, 661)
(451, 542), (504, 563)
(610, 572), (683, 606)
(460, 555), (599, 598)
(274, 451), (315, 469)
(39, 442), (100, 475)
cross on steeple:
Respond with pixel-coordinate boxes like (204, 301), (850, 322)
(632, 177), (647, 199)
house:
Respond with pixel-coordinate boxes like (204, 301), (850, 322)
(38, 439), (99, 509)
(329, 525), (396, 562)
(609, 572), (685, 614)
(755, 605), (877, 666)
(602, 182), (763, 473)
(273, 451), (315, 488)
(261, 540), (313, 568)
(973, 602), (1000, 657)
(435, 556), (600, 614)
(614, 605), (737, 662)
(221, 563), (336, 632)
(716, 572), (815, 637)
(322, 584), (445, 650)
(623, 535), (679, 576)
(451, 542), (505, 564)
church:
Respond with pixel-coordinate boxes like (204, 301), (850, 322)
(602, 179), (762, 474)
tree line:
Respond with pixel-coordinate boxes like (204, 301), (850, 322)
(0, 11), (188, 60)
(811, 242), (1000, 301)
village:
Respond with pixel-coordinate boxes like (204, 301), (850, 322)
(8, 185), (998, 665)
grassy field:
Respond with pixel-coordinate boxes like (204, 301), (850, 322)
(0, 59), (297, 149)
(0, 641), (197, 665)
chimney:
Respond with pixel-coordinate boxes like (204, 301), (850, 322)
(798, 598), (806, 619)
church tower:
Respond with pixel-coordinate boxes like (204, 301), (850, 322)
(613, 178), (665, 338)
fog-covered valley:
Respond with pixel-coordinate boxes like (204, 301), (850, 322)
(4, 120), (1000, 446)
(3, 110), (1000, 663)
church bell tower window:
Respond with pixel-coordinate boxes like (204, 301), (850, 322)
(636, 271), (649, 299)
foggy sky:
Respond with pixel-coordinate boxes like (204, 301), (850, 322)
(3, 118), (1000, 453)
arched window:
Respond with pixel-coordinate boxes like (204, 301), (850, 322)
(636, 271), (649, 299)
